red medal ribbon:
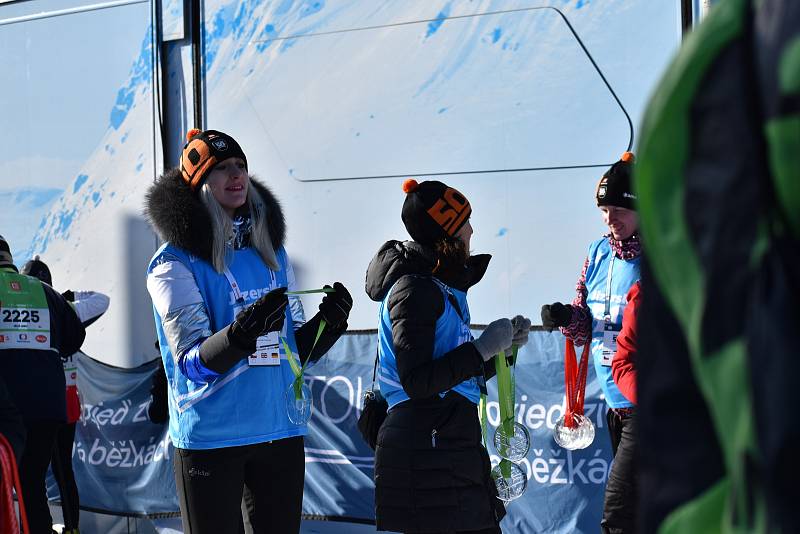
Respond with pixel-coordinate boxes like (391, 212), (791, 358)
(564, 339), (591, 428)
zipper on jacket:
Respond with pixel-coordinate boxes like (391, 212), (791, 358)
(431, 428), (437, 448)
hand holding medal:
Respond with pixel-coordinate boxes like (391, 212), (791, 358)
(282, 287), (333, 425)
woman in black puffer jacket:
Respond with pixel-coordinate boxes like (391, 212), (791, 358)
(365, 179), (531, 533)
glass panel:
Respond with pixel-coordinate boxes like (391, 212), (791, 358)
(208, 6), (632, 181)
(0, 0), (157, 366)
(161, 0), (184, 41)
(202, 0), (681, 328)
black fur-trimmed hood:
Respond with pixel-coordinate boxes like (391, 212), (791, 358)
(144, 167), (286, 262)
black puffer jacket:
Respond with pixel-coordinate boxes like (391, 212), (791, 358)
(0, 274), (85, 423)
(365, 240), (505, 533)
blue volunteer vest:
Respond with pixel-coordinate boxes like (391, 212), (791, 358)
(584, 237), (639, 409)
(378, 276), (480, 410)
(149, 244), (304, 450)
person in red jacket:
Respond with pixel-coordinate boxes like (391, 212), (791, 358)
(612, 281), (640, 405)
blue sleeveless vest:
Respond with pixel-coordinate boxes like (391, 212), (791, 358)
(149, 244), (305, 449)
(584, 238), (639, 409)
(378, 277), (480, 410)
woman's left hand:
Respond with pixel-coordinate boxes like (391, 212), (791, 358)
(318, 282), (353, 328)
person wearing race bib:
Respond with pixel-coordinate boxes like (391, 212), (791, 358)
(0, 235), (86, 534)
(365, 179), (532, 534)
(144, 129), (352, 534)
(540, 153), (640, 534)
(21, 256), (110, 534)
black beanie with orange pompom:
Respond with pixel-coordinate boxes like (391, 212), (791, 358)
(596, 151), (637, 210)
(180, 128), (248, 191)
(401, 179), (472, 246)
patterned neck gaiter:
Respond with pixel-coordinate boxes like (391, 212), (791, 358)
(608, 233), (641, 261)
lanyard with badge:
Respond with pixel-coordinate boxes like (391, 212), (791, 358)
(600, 256), (619, 367)
(63, 354), (78, 385)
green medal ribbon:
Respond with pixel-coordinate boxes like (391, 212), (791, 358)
(281, 287), (333, 398)
(495, 350), (514, 437)
(479, 346), (519, 478)
(495, 347), (519, 478)
(286, 287), (334, 295)
(283, 319), (327, 400)
(479, 394), (489, 448)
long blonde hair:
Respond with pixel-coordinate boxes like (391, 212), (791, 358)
(199, 178), (279, 273)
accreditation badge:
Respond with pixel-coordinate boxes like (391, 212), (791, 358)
(601, 321), (619, 367)
(63, 355), (78, 386)
(249, 332), (280, 366)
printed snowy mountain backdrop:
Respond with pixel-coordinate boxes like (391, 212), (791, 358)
(2, 0), (680, 366)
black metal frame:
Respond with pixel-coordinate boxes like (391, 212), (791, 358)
(681, 0), (694, 35)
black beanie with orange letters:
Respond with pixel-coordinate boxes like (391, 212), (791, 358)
(401, 179), (472, 246)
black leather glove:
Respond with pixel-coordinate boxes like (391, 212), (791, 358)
(200, 287), (289, 375)
(540, 302), (572, 332)
(318, 282), (352, 329)
(62, 290), (75, 302)
(229, 287), (288, 349)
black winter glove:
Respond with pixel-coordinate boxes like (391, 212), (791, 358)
(62, 290), (75, 302)
(229, 287), (288, 349)
(318, 282), (352, 329)
(200, 287), (289, 375)
(540, 302), (572, 332)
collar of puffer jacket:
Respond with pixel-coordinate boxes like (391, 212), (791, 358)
(365, 240), (491, 302)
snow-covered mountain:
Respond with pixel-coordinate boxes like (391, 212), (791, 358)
(0, 187), (63, 261)
(200, 0), (679, 329)
(23, 30), (159, 366)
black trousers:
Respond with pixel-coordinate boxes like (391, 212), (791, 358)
(174, 436), (305, 534)
(19, 419), (60, 534)
(51, 422), (80, 531)
(601, 409), (637, 534)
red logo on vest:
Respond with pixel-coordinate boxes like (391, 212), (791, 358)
(9, 281), (21, 292)
(36, 335), (47, 343)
